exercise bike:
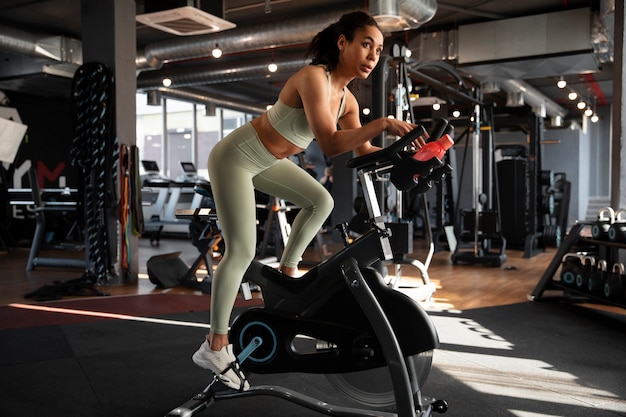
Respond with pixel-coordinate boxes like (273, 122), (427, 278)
(167, 120), (454, 417)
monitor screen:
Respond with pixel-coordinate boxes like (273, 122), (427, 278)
(180, 162), (196, 174)
(141, 160), (160, 172)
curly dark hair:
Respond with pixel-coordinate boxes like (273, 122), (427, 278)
(307, 11), (380, 72)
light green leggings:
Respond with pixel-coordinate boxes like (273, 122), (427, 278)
(207, 123), (334, 334)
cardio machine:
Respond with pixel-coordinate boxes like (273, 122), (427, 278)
(167, 121), (453, 417)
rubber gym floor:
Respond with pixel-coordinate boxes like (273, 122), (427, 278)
(1, 236), (626, 417)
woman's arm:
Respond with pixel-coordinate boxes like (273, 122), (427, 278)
(293, 67), (417, 157)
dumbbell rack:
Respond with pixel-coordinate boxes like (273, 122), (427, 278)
(529, 221), (626, 309)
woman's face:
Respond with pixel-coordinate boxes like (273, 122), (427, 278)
(338, 25), (384, 79)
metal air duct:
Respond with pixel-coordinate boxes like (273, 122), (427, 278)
(137, 51), (307, 90)
(498, 79), (567, 119)
(0, 24), (81, 63)
(158, 86), (266, 114)
(136, 0), (437, 70)
(370, 0), (437, 31)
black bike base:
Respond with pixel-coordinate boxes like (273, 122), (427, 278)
(166, 382), (448, 417)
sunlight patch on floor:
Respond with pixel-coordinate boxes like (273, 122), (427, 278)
(9, 303), (212, 329)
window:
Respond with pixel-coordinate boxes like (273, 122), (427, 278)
(136, 93), (254, 181)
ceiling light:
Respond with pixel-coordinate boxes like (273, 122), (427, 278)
(567, 91), (578, 101)
(432, 103), (441, 111)
(452, 110), (461, 118)
(212, 43), (222, 58)
(591, 114), (599, 123)
(268, 50), (277, 73)
(556, 77), (567, 89)
(162, 77), (172, 87)
(576, 100), (586, 110)
(584, 108), (593, 117)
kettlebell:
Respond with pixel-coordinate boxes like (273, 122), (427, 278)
(587, 259), (607, 295)
(608, 209), (626, 243)
(560, 254), (584, 288)
(604, 263), (625, 302)
(577, 256), (595, 290)
(591, 207), (615, 240)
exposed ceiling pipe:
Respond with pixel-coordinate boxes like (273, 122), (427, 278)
(437, 1), (505, 20)
(136, 0), (437, 71)
(158, 87), (266, 114)
(0, 25), (42, 56)
(0, 0), (434, 69)
(498, 79), (567, 118)
(0, 24), (81, 63)
(137, 51), (307, 90)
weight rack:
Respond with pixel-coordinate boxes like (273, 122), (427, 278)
(530, 221), (626, 309)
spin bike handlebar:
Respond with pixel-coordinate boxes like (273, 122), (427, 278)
(346, 118), (453, 192)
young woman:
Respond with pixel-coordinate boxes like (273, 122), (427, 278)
(192, 10), (422, 391)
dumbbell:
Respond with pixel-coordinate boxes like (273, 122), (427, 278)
(560, 254), (584, 288)
(604, 263), (625, 302)
(587, 259), (607, 295)
(608, 209), (626, 243)
(577, 256), (596, 290)
(591, 207), (615, 240)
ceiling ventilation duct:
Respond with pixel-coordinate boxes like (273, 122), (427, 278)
(371, 0), (401, 27)
(137, 0), (438, 70)
(499, 79), (567, 119)
(135, 0), (235, 36)
(371, 0), (437, 32)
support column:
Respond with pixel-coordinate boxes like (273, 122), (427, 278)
(371, 56), (390, 214)
(81, 0), (138, 282)
(611, 0), (626, 208)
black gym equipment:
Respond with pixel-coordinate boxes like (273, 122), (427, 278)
(166, 124), (451, 417)
(608, 209), (626, 243)
(451, 104), (507, 267)
(592, 207), (615, 240)
(530, 221), (625, 307)
(493, 113), (565, 258)
(69, 62), (119, 284)
(560, 253), (584, 288)
(587, 258), (607, 296)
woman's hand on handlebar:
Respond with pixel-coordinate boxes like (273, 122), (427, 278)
(386, 118), (417, 137)
(386, 119), (427, 149)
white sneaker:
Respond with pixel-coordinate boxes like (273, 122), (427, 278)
(192, 341), (250, 391)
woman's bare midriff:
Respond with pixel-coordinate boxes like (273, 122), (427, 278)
(251, 114), (305, 159)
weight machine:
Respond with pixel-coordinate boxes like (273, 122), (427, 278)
(377, 50), (452, 296)
(450, 104), (507, 266)
(402, 60), (507, 266)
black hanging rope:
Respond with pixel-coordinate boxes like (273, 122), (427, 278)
(70, 62), (119, 284)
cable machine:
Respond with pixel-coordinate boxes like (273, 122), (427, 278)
(402, 61), (506, 266)
(450, 103), (507, 266)
(379, 48), (457, 295)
